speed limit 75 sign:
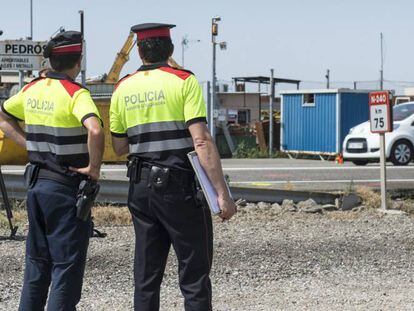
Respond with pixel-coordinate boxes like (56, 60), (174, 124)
(369, 91), (393, 133)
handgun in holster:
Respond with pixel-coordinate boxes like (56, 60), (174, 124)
(76, 179), (100, 221)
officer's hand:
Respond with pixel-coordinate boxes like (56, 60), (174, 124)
(69, 165), (100, 181)
(218, 195), (237, 221)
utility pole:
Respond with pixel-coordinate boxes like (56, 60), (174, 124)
(206, 81), (211, 129)
(211, 18), (218, 142)
(380, 32), (384, 90)
(269, 69), (274, 155)
(29, 0), (33, 39)
(325, 69), (330, 89)
(211, 16), (225, 142)
(79, 10), (86, 86)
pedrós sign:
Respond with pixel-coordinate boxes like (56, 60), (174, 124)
(0, 40), (48, 71)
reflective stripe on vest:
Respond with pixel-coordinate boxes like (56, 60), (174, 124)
(25, 124), (88, 155)
(26, 141), (87, 155)
(26, 124), (86, 136)
(127, 120), (193, 154)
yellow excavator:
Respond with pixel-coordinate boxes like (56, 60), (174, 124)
(102, 31), (182, 84)
(104, 31), (135, 84)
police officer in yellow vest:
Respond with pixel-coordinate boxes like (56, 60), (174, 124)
(110, 23), (237, 311)
(0, 31), (104, 310)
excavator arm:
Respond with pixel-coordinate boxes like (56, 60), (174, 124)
(105, 32), (183, 84)
(105, 32), (136, 84)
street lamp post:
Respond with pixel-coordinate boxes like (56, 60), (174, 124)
(211, 16), (226, 142)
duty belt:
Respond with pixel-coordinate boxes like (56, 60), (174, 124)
(127, 157), (195, 187)
(37, 168), (84, 187)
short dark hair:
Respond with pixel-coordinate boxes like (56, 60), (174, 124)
(49, 53), (81, 71)
(138, 37), (173, 63)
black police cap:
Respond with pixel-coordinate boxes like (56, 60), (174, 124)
(131, 23), (176, 40)
(43, 31), (83, 58)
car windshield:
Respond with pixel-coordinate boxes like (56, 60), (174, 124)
(393, 104), (414, 121)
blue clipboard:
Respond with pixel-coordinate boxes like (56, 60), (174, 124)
(187, 151), (231, 215)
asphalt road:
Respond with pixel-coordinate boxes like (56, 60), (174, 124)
(2, 159), (414, 192)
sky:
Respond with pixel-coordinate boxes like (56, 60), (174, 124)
(1, 0), (414, 93)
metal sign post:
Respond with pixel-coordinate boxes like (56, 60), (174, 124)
(269, 69), (274, 155)
(369, 91), (392, 210)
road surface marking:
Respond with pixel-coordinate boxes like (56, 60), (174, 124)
(231, 179), (414, 184)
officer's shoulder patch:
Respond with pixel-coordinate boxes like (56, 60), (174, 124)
(159, 67), (193, 80)
(59, 80), (83, 97)
(22, 77), (45, 92)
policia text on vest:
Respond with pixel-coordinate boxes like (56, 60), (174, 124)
(110, 22), (237, 311)
(0, 31), (105, 310)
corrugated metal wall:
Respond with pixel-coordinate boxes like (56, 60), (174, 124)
(340, 93), (369, 146)
(282, 93), (337, 153)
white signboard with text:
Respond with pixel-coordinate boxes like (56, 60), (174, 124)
(369, 91), (393, 133)
(0, 40), (48, 71)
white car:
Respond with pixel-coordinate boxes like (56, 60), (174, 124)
(343, 102), (414, 166)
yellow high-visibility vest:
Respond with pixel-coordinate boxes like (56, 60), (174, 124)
(1, 71), (101, 175)
(110, 63), (207, 170)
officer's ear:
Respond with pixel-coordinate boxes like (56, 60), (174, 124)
(138, 45), (144, 60)
(169, 44), (174, 57)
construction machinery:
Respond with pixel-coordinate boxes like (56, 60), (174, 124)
(92, 31), (182, 85)
(103, 31), (136, 84)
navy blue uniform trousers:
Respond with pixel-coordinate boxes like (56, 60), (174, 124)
(128, 177), (213, 311)
(19, 179), (91, 311)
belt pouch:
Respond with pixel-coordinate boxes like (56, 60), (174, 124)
(149, 166), (170, 190)
(24, 164), (39, 189)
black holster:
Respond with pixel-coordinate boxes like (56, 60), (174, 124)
(195, 179), (208, 209)
(127, 157), (143, 183)
(24, 164), (40, 189)
(76, 180), (100, 221)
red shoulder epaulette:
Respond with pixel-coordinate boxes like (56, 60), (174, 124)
(22, 77), (45, 92)
(159, 66), (193, 80)
(59, 80), (84, 97)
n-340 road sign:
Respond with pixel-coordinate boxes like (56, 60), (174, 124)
(369, 91), (393, 133)
(0, 40), (47, 71)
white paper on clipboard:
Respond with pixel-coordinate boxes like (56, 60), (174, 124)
(187, 151), (231, 215)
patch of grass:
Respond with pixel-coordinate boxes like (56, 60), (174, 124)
(355, 186), (394, 209)
(92, 205), (131, 226)
(283, 182), (295, 191)
(0, 201), (132, 229)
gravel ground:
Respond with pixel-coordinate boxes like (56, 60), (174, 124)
(1, 204), (414, 310)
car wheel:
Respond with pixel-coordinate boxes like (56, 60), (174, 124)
(390, 140), (413, 166)
(352, 160), (369, 166)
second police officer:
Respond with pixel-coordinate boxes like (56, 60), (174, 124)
(110, 23), (237, 310)
(0, 31), (104, 310)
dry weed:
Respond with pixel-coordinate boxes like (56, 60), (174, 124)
(355, 186), (393, 209)
(92, 205), (131, 226)
(284, 182), (295, 191)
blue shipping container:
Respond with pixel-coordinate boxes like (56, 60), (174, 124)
(280, 89), (370, 154)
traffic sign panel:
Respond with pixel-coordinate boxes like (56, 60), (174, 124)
(369, 91), (392, 133)
(0, 40), (47, 71)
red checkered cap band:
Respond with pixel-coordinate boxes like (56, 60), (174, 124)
(135, 28), (171, 40)
(52, 43), (82, 54)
